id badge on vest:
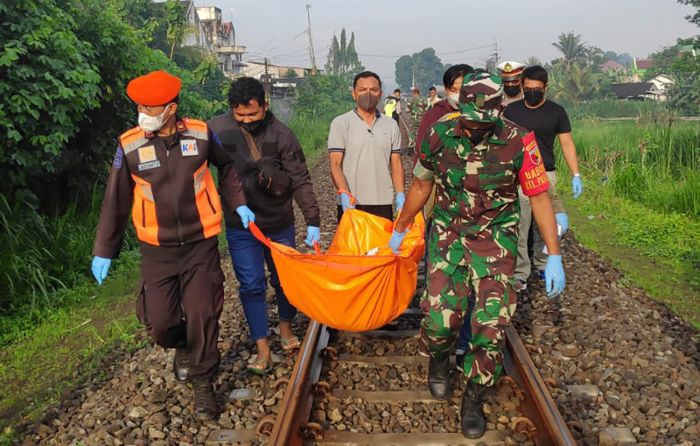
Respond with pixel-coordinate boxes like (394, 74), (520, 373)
(180, 139), (199, 157)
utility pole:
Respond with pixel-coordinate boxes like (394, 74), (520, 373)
(306, 4), (317, 74)
(492, 38), (500, 68)
(263, 57), (271, 99)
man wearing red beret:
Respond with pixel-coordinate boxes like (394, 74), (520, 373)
(90, 70), (255, 420)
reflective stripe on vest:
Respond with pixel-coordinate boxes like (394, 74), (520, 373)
(130, 175), (159, 245)
(193, 161), (222, 239)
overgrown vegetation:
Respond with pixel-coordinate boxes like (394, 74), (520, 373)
(0, 252), (143, 439)
(0, 0), (228, 340)
(568, 120), (699, 217)
(557, 118), (700, 326)
(288, 74), (356, 159)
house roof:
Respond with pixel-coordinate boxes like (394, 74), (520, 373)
(634, 58), (652, 70)
(600, 60), (624, 71)
(610, 82), (653, 98)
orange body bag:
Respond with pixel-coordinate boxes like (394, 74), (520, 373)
(249, 209), (425, 332)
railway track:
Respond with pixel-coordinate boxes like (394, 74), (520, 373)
(260, 309), (577, 446)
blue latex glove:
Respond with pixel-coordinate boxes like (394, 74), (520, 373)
(91, 256), (112, 285)
(305, 226), (320, 247)
(236, 205), (255, 229)
(395, 192), (406, 211)
(572, 175), (583, 199)
(340, 193), (355, 212)
(388, 228), (409, 254)
(555, 212), (569, 236)
(544, 255), (565, 298)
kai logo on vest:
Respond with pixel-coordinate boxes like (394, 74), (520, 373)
(180, 139), (199, 157)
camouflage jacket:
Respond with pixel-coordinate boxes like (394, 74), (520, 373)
(406, 97), (428, 126)
(414, 115), (549, 276)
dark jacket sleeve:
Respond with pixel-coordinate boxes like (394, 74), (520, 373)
(92, 146), (134, 259)
(208, 129), (247, 212)
(278, 124), (320, 227)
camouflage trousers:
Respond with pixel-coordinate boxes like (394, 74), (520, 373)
(420, 263), (516, 387)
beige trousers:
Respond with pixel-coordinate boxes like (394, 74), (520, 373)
(515, 171), (564, 281)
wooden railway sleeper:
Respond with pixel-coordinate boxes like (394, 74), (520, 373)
(300, 421), (325, 440)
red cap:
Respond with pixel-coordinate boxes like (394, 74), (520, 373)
(126, 70), (182, 106)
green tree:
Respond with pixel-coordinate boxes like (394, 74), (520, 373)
(548, 61), (605, 104)
(283, 68), (298, 78)
(165, 0), (187, 60)
(527, 56), (542, 66)
(552, 32), (588, 67)
(0, 0), (101, 201)
(678, 0), (700, 26)
(394, 48), (445, 93)
(325, 28), (364, 76)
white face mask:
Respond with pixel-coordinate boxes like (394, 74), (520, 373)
(138, 106), (170, 132)
(447, 92), (460, 109)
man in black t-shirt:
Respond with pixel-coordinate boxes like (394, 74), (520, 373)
(504, 65), (583, 289)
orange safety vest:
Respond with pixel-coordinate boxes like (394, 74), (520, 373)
(117, 119), (222, 246)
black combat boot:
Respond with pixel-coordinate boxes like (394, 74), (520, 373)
(192, 379), (219, 420)
(461, 380), (488, 438)
(428, 355), (452, 400)
(173, 348), (190, 382)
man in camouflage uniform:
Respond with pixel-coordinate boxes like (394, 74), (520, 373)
(390, 72), (566, 438)
(406, 87), (428, 148)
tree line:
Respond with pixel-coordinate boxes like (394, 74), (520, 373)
(0, 0), (229, 212)
(391, 1), (699, 115)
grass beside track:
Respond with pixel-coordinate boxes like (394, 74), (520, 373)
(0, 251), (144, 444)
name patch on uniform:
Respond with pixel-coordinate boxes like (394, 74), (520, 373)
(180, 139), (199, 157)
(138, 160), (161, 171)
(138, 146), (157, 163)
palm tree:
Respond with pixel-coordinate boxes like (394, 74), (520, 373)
(527, 56), (541, 67)
(552, 32), (588, 67)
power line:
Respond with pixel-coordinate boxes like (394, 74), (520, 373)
(438, 43), (495, 56)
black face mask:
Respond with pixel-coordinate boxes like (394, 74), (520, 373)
(466, 128), (492, 146)
(239, 112), (270, 134)
(504, 85), (521, 98)
(524, 90), (544, 106)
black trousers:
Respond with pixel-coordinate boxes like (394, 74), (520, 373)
(336, 204), (394, 223)
(136, 237), (224, 379)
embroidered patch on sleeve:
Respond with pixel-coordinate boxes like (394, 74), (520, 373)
(518, 132), (549, 196)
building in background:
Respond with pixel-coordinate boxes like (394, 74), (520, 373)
(240, 61), (314, 80)
(152, 1), (246, 78)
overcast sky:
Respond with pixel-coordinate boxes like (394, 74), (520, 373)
(209, 0), (697, 90)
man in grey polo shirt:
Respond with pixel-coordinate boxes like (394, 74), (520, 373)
(328, 71), (405, 222)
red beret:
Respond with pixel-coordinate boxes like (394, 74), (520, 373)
(126, 71), (182, 106)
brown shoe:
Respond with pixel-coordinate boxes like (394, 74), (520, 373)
(192, 379), (219, 420)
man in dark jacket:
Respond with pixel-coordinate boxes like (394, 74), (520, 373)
(208, 77), (320, 374)
(91, 70), (253, 420)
